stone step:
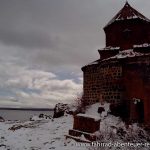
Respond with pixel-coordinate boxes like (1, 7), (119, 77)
(69, 129), (97, 141)
(65, 134), (91, 143)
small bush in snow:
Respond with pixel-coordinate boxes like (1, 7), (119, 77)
(89, 124), (150, 150)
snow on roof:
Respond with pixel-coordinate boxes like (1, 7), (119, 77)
(105, 2), (150, 28)
(115, 49), (143, 58)
(88, 60), (99, 65)
(84, 59), (99, 67)
(103, 49), (143, 60)
(83, 48), (146, 68)
(100, 46), (120, 51)
(134, 43), (150, 48)
(84, 47), (120, 67)
(81, 60), (99, 70)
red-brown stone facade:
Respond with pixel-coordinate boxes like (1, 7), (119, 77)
(81, 2), (150, 124)
(104, 20), (150, 50)
(82, 60), (123, 106)
(123, 56), (150, 124)
(82, 54), (150, 124)
(104, 2), (150, 50)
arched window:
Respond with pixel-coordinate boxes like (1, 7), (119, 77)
(123, 28), (132, 40)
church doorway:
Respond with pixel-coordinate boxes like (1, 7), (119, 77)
(136, 100), (144, 123)
(133, 98), (144, 123)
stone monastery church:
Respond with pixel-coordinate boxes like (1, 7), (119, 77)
(82, 2), (150, 124)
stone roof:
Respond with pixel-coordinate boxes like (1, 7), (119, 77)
(82, 50), (150, 70)
(104, 1), (150, 28)
(99, 46), (120, 51)
(103, 49), (143, 60)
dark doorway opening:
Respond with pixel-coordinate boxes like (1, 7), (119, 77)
(137, 100), (144, 123)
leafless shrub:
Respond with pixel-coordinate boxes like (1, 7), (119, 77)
(88, 124), (150, 150)
(74, 94), (87, 114)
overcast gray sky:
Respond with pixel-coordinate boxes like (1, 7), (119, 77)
(0, 0), (149, 108)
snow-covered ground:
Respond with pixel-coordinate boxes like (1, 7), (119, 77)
(0, 103), (149, 150)
(0, 115), (88, 150)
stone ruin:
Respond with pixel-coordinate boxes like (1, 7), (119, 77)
(68, 114), (100, 142)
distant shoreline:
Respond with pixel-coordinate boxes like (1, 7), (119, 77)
(0, 108), (53, 111)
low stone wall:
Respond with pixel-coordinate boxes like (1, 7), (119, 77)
(68, 114), (100, 141)
(73, 114), (100, 133)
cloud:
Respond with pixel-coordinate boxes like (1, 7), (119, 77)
(0, 62), (82, 108)
(0, 0), (149, 107)
(0, 29), (61, 49)
(0, 0), (147, 72)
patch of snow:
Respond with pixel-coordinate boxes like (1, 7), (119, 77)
(116, 49), (142, 58)
(84, 103), (125, 135)
(30, 115), (43, 121)
(85, 103), (100, 117)
(103, 49), (143, 61)
(100, 115), (125, 133)
(72, 129), (95, 136)
(87, 60), (99, 66)
(134, 43), (150, 48)
(80, 134), (89, 141)
(85, 102), (110, 118)
(101, 46), (120, 51)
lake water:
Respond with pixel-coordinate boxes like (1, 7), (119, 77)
(0, 109), (54, 121)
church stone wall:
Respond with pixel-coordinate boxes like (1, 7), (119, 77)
(82, 62), (124, 106)
(83, 65), (101, 105)
(122, 57), (150, 124)
(100, 64), (123, 104)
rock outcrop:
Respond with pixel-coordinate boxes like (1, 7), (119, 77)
(53, 103), (69, 118)
(0, 116), (5, 122)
